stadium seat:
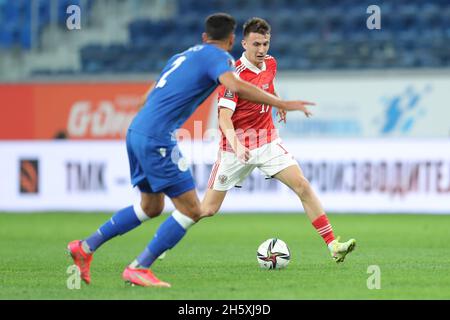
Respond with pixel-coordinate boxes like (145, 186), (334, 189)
(13, 0), (448, 73)
(20, 23), (32, 49)
(0, 27), (14, 48)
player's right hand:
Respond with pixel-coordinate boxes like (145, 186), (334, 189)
(276, 108), (287, 123)
(280, 100), (315, 118)
(236, 144), (251, 163)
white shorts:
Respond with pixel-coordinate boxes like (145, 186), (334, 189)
(208, 139), (298, 191)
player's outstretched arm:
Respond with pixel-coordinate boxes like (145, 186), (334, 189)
(219, 72), (315, 117)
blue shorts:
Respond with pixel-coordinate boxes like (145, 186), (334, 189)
(126, 129), (195, 198)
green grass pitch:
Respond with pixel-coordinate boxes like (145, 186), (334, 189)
(0, 212), (449, 299)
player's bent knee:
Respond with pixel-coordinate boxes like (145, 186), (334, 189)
(181, 206), (203, 222)
(294, 177), (312, 198)
(141, 202), (164, 218)
(201, 206), (219, 218)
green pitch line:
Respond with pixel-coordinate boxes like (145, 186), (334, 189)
(0, 212), (449, 300)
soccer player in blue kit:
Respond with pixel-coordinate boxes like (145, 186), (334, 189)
(68, 13), (315, 287)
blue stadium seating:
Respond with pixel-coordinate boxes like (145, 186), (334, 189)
(71, 0), (450, 72)
(2, 0), (449, 72)
(0, 0), (92, 50)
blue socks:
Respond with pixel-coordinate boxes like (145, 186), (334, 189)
(84, 204), (149, 252)
(82, 206), (195, 271)
(134, 210), (195, 268)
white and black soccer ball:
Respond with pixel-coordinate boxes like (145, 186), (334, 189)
(256, 238), (291, 269)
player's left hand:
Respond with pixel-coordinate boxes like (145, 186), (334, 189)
(276, 109), (287, 123)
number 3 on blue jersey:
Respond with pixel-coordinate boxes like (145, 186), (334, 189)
(155, 56), (187, 88)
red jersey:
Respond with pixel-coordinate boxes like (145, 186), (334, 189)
(217, 53), (279, 152)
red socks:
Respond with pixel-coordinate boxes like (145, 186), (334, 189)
(312, 215), (335, 245)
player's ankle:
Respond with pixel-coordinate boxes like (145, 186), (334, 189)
(327, 239), (337, 250)
(129, 259), (147, 270)
(81, 240), (93, 254)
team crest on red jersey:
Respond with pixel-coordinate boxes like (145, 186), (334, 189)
(224, 89), (234, 99)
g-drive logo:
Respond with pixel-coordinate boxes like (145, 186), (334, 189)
(378, 85), (430, 135)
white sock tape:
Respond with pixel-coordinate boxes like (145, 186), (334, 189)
(172, 210), (195, 230)
(133, 201), (150, 222)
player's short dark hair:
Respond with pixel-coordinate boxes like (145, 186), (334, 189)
(205, 13), (236, 41)
(243, 17), (271, 38)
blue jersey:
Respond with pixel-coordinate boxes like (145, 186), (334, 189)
(129, 44), (235, 144)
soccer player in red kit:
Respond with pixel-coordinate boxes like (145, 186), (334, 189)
(201, 17), (356, 263)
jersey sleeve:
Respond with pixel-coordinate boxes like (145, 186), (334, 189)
(267, 55), (277, 76)
(266, 55), (278, 94)
(217, 85), (239, 112)
(272, 57), (278, 93)
(272, 56), (278, 76)
(207, 50), (235, 83)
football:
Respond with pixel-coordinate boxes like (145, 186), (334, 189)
(256, 238), (291, 269)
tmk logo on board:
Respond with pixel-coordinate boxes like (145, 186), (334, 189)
(66, 162), (107, 192)
(19, 159), (39, 194)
